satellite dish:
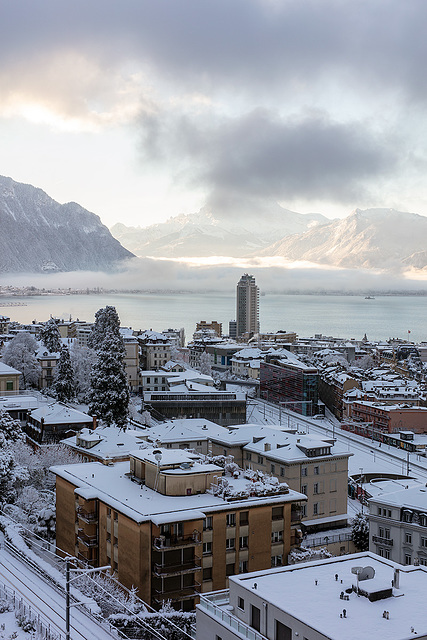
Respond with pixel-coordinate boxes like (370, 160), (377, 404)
(358, 566), (375, 581)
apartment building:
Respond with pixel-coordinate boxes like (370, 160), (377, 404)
(52, 448), (306, 611)
(369, 482), (427, 566)
(260, 352), (319, 416)
(197, 552), (427, 640)
(208, 425), (351, 532)
(348, 401), (427, 433)
(236, 274), (259, 338)
(137, 330), (171, 370)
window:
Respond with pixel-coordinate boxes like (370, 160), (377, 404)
(301, 484), (307, 495)
(314, 466), (319, 475)
(203, 542), (212, 555)
(313, 483), (319, 494)
(246, 452), (252, 461)
(239, 560), (248, 574)
(378, 507), (382, 516)
(405, 532), (412, 544)
(226, 538), (235, 550)
(419, 557), (427, 566)
(280, 467), (285, 477)
(301, 467), (307, 477)
(421, 537), (427, 548)
(405, 554), (412, 565)
(271, 531), (283, 543)
(379, 526), (384, 538)
(238, 597), (245, 610)
(226, 563), (235, 576)
(313, 503), (319, 516)
(113, 511), (118, 521)
(226, 513), (236, 527)
(6, 381), (13, 391)
(203, 567), (212, 581)
(301, 504), (307, 517)
(270, 463), (276, 474)
(272, 506), (283, 521)
(271, 554), (283, 567)
(388, 510), (392, 518)
(240, 511), (249, 526)
(203, 516), (213, 530)
(239, 536), (248, 549)
(258, 455), (264, 465)
(107, 508), (111, 517)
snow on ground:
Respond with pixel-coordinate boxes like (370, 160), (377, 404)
(0, 608), (32, 639)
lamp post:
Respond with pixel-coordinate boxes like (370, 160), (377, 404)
(65, 558), (111, 640)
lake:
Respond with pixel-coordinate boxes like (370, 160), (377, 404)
(0, 293), (425, 344)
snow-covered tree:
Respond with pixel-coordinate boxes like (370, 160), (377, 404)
(357, 355), (375, 370)
(0, 411), (25, 505)
(53, 345), (75, 401)
(88, 306), (122, 351)
(38, 319), (62, 353)
(88, 330), (129, 430)
(198, 351), (212, 376)
(2, 333), (41, 388)
(70, 342), (97, 400)
(351, 512), (369, 551)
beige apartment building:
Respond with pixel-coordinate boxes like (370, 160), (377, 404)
(0, 362), (20, 393)
(208, 425), (351, 531)
(52, 448), (306, 610)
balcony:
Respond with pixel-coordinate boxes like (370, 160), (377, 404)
(152, 557), (201, 577)
(372, 535), (393, 546)
(77, 507), (98, 524)
(152, 582), (201, 604)
(77, 530), (98, 548)
(152, 532), (201, 550)
(199, 592), (266, 640)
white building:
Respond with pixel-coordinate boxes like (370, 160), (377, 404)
(197, 552), (427, 640)
(368, 481), (427, 566)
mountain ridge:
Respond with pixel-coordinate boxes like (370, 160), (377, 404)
(0, 176), (134, 273)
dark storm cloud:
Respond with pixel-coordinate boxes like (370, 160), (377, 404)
(2, 1), (427, 104)
(138, 108), (403, 204)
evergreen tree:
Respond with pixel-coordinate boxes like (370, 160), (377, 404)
(39, 318), (62, 353)
(351, 512), (369, 551)
(53, 346), (75, 402)
(0, 411), (24, 505)
(2, 333), (41, 388)
(88, 306), (122, 351)
(88, 330), (129, 429)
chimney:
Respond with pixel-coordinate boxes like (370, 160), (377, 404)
(92, 415), (97, 430)
(393, 568), (400, 589)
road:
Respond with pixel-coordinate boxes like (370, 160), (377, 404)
(0, 542), (116, 640)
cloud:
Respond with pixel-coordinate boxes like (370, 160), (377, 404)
(5, 256), (427, 295)
(138, 107), (405, 206)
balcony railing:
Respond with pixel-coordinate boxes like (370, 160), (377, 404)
(77, 530), (98, 548)
(77, 507), (98, 523)
(198, 592), (266, 640)
(153, 582), (201, 603)
(152, 532), (201, 550)
(152, 557), (201, 577)
(372, 535), (393, 546)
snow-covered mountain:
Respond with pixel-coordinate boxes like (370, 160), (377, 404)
(260, 208), (427, 271)
(111, 202), (328, 257)
(0, 176), (134, 272)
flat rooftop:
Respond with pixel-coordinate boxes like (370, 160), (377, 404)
(51, 460), (305, 524)
(230, 552), (427, 640)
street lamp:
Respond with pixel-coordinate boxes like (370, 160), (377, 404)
(65, 557), (111, 640)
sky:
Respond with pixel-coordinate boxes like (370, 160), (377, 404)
(1, 1), (427, 230)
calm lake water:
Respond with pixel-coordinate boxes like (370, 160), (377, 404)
(0, 293), (426, 344)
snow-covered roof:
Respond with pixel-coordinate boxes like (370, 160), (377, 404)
(51, 460), (306, 523)
(141, 418), (228, 444)
(368, 483), (427, 510)
(229, 552), (427, 640)
(61, 425), (147, 461)
(0, 395), (38, 411)
(0, 362), (21, 376)
(29, 403), (92, 425)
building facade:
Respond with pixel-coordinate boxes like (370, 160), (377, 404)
(260, 353), (319, 416)
(52, 448), (306, 611)
(236, 274), (259, 338)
